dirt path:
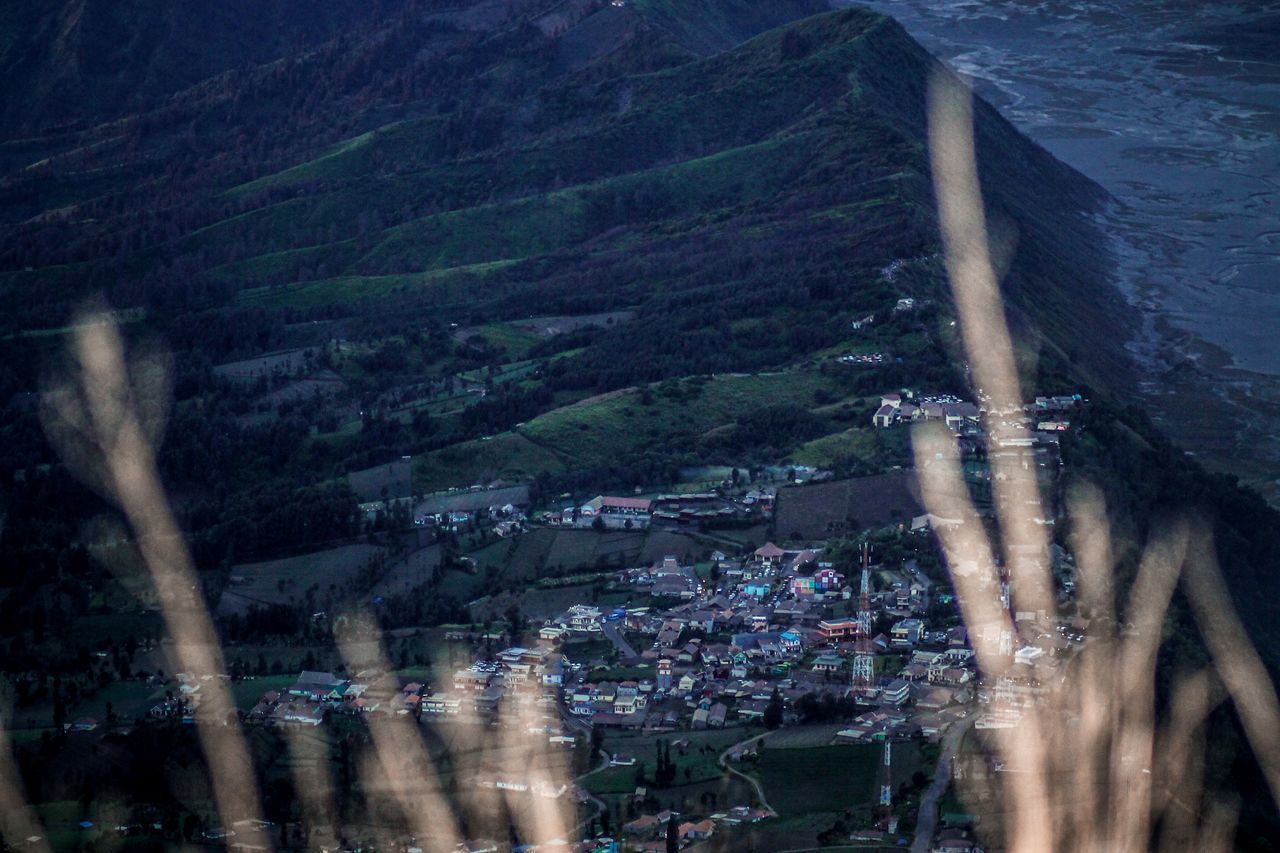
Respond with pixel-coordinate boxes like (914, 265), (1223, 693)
(570, 747), (612, 836)
(718, 731), (774, 813)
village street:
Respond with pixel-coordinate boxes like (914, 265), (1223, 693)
(911, 716), (975, 853)
(601, 619), (640, 662)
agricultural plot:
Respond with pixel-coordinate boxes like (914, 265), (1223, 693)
(217, 543), (384, 616)
(213, 348), (312, 380)
(457, 358), (540, 386)
(451, 323), (543, 359)
(415, 484), (530, 515)
(636, 529), (706, 564)
(703, 523), (769, 549)
(544, 529), (641, 570)
(349, 458), (415, 501)
(762, 722), (851, 748)
(518, 370), (852, 468)
(65, 680), (163, 725)
(470, 528), (703, 582)
(757, 740), (924, 818)
(254, 373), (347, 408)
(235, 259), (516, 310)
(788, 426), (879, 469)
(415, 433), (568, 492)
(438, 568), (486, 602)
(368, 545), (443, 599)
(482, 582), (597, 621)
(774, 471), (925, 541)
(507, 310), (635, 337)
(470, 530), (558, 580)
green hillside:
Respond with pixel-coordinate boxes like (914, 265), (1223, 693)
(0, 0), (1135, 567)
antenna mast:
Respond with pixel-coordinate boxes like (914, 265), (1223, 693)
(851, 540), (876, 701)
(879, 739), (894, 823)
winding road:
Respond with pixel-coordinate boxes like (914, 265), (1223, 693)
(911, 717), (975, 853)
(570, 747), (613, 837)
(718, 731), (775, 813)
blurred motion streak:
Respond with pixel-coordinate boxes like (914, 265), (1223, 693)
(919, 68), (1280, 851)
(0, 714), (50, 853)
(1, 57), (1274, 853)
(39, 310), (268, 848)
(335, 615), (462, 851)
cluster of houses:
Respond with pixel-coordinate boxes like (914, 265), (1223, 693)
(872, 392), (982, 432)
(543, 491), (775, 531)
(245, 670), (378, 726)
(233, 390), (1092, 851)
(413, 501), (528, 536)
(216, 521), (1073, 849)
(520, 543), (982, 737)
(839, 352), (886, 365)
(619, 805), (774, 849)
(871, 389), (1083, 441)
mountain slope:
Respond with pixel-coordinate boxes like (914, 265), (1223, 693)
(0, 2), (1129, 393)
(0, 0), (410, 138)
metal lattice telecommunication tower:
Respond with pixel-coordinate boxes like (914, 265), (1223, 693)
(852, 540), (875, 695)
(880, 739), (893, 809)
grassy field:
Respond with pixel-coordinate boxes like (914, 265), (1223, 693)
(213, 348), (311, 380)
(348, 458), (414, 501)
(415, 433), (569, 491)
(217, 543), (384, 616)
(584, 664), (655, 683)
(452, 322), (544, 360)
(368, 545), (443, 599)
(517, 370), (852, 469)
(233, 259), (518, 309)
(66, 679), (163, 723)
(415, 485), (530, 515)
(773, 471), (924, 542)
(468, 527), (705, 581)
(789, 426), (879, 468)
(757, 740), (925, 818)
(230, 674), (297, 711)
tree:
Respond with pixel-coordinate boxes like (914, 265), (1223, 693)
(590, 727), (604, 764)
(665, 813), (679, 853)
(764, 688), (783, 730)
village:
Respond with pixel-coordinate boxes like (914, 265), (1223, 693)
(214, 389), (1089, 853)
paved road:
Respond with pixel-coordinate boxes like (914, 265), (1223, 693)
(557, 696), (592, 735)
(718, 731), (774, 813)
(600, 620), (640, 661)
(911, 716), (976, 853)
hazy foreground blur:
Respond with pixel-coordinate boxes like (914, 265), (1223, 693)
(1, 66), (1277, 853)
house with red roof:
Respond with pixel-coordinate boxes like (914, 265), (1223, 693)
(753, 542), (785, 565)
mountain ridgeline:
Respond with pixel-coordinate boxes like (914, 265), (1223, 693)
(2, 1), (1280, 844)
(0, 0), (1125, 384)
